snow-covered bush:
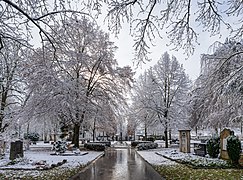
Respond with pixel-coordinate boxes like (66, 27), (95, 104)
(24, 132), (40, 142)
(227, 135), (241, 165)
(206, 136), (220, 158)
(52, 141), (67, 153)
(131, 141), (151, 147)
(84, 143), (106, 151)
(137, 142), (158, 151)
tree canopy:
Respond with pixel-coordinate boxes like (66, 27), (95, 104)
(189, 39), (243, 130)
(104, 0), (243, 63)
(130, 52), (191, 147)
(22, 16), (134, 146)
(1, 0), (243, 64)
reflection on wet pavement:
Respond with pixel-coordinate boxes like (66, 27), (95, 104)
(70, 148), (164, 180)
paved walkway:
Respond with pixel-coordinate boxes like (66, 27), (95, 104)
(70, 147), (164, 180)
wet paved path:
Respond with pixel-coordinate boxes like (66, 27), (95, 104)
(70, 148), (164, 180)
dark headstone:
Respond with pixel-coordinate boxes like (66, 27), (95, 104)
(194, 143), (207, 156)
(10, 140), (23, 160)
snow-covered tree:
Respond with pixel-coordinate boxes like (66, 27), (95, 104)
(189, 39), (243, 131)
(24, 17), (134, 147)
(129, 70), (158, 140)
(2, 1), (243, 66)
(126, 106), (141, 140)
(0, 41), (27, 133)
(130, 52), (191, 147)
(150, 52), (191, 147)
(0, 0), (94, 52)
(86, 99), (119, 142)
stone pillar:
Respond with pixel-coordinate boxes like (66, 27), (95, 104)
(10, 140), (23, 160)
(179, 129), (191, 153)
(220, 128), (232, 160)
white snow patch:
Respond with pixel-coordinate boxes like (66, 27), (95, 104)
(0, 150), (103, 170)
(137, 147), (229, 167)
(137, 149), (177, 166)
(0, 142), (104, 178)
(155, 148), (229, 167)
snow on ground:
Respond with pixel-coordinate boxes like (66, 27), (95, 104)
(112, 141), (131, 148)
(0, 142), (104, 178)
(137, 147), (229, 168)
(156, 148), (229, 166)
(0, 150), (103, 170)
(137, 148), (177, 165)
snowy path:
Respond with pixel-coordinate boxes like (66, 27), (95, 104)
(70, 148), (164, 180)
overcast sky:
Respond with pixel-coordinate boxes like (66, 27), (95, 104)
(106, 24), (229, 81)
(95, 6), (232, 81)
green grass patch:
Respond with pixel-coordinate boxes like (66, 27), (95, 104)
(154, 164), (243, 180)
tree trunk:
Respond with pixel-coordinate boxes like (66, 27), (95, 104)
(164, 110), (169, 148)
(215, 127), (218, 135)
(54, 134), (56, 142)
(92, 128), (96, 142)
(0, 91), (7, 132)
(49, 129), (53, 141)
(72, 124), (80, 148)
(120, 132), (122, 141)
(144, 126), (147, 141)
(44, 122), (47, 141)
(169, 129), (171, 140)
(54, 124), (57, 142)
(82, 126), (85, 138)
(92, 118), (96, 142)
(27, 123), (30, 135)
(164, 128), (168, 148)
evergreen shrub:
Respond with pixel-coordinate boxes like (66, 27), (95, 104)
(131, 141), (151, 147)
(24, 132), (40, 142)
(84, 143), (106, 151)
(227, 135), (241, 165)
(206, 136), (220, 158)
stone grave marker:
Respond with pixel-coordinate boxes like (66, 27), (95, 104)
(10, 140), (23, 160)
(220, 128), (233, 160)
(179, 129), (191, 153)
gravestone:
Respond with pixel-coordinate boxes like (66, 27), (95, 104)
(179, 129), (191, 153)
(220, 128), (232, 160)
(10, 140), (23, 160)
(194, 142), (207, 156)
